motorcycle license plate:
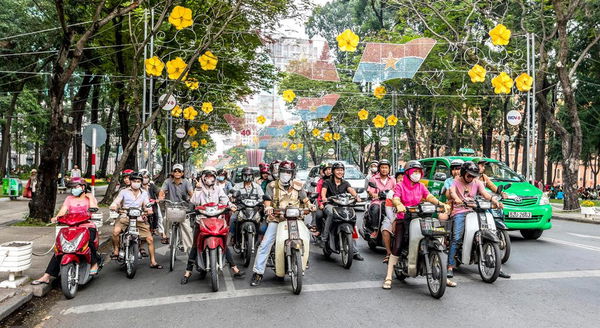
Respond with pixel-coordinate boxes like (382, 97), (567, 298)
(129, 220), (138, 234)
(508, 212), (532, 219)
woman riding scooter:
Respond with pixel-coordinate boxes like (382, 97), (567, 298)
(382, 161), (449, 290)
(32, 180), (101, 285)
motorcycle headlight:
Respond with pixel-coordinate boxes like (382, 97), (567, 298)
(60, 233), (84, 253)
(285, 208), (300, 218)
(128, 209), (142, 217)
(539, 194), (550, 205)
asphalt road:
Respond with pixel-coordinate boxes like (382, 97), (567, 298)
(19, 215), (600, 328)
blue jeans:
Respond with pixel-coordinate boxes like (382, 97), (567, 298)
(252, 222), (278, 275)
(448, 212), (467, 267)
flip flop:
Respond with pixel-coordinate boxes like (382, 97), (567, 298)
(383, 255), (390, 263)
(161, 237), (169, 245)
(90, 269), (99, 276)
(31, 280), (49, 285)
(150, 263), (163, 269)
(110, 254), (119, 260)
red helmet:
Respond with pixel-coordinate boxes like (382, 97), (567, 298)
(258, 162), (268, 169)
(122, 169), (134, 176)
(259, 166), (269, 174)
(279, 160), (296, 173)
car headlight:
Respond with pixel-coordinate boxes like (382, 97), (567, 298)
(539, 194), (550, 205)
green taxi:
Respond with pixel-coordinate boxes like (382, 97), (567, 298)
(418, 156), (552, 240)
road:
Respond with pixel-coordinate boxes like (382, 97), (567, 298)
(15, 215), (600, 328)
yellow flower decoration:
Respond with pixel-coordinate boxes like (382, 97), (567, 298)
(489, 24), (511, 46)
(336, 29), (359, 52)
(282, 90), (296, 103)
(282, 141), (289, 148)
(201, 102), (213, 114)
(289, 143), (298, 151)
(183, 106), (198, 120)
(144, 56), (164, 77)
(168, 6), (193, 30)
(491, 72), (514, 94)
(297, 143), (304, 149)
(256, 115), (267, 125)
(200, 123), (209, 132)
(187, 127), (197, 137)
(200, 138), (208, 145)
(358, 108), (369, 120)
(170, 105), (182, 117)
(387, 115), (398, 126)
(191, 141), (199, 148)
(515, 73), (533, 92)
(323, 114), (332, 122)
(288, 129), (296, 137)
(185, 78), (199, 90)
(468, 64), (487, 83)
(374, 86), (386, 99)
(166, 57), (188, 80)
(323, 132), (333, 142)
(198, 51), (218, 70)
(372, 115), (386, 128)
(333, 133), (341, 141)
(312, 128), (321, 137)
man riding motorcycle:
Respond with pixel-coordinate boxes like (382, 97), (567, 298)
(269, 160), (281, 180)
(364, 160), (379, 190)
(250, 160), (315, 286)
(311, 162), (332, 236)
(256, 165), (271, 193)
(231, 167), (265, 240)
(382, 160), (449, 289)
(110, 172), (162, 269)
(366, 159), (397, 262)
(447, 161), (504, 285)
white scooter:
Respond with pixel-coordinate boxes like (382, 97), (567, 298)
(454, 197), (502, 283)
(267, 207), (311, 295)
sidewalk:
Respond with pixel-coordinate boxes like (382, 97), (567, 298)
(0, 186), (111, 321)
(551, 204), (600, 224)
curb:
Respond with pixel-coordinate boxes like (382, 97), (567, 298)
(553, 216), (600, 225)
(0, 290), (33, 322)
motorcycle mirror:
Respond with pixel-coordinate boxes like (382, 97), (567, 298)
(88, 207), (99, 213)
(368, 181), (377, 188)
(311, 181), (318, 187)
(504, 183), (512, 191)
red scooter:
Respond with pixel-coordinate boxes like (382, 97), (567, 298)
(54, 208), (102, 299)
(193, 203), (230, 292)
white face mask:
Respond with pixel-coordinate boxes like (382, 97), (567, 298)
(279, 173), (292, 183)
(203, 176), (215, 186)
(370, 166), (378, 173)
(143, 178), (150, 185)
(131, 182), (142, 189)
(409, 172), (422, 183)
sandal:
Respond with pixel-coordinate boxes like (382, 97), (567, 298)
(110, 253), (119, 260)
(383, 255), (390, 264)
(382, 279), (392, 289)
(446, 279), (457, 287)
(181, 272), (191, 285)
(150, 263), (163, 269)
(139, 248), (148, 257)
(31, 280), (49, 285)
(90, 269), (99, 276)
(161, 237), (169, 245)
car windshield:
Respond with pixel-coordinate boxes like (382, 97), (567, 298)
(344, 166), (365, 180)
(484, 162), (524, 182)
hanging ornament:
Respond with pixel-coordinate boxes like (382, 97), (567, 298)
(312, 128), (321, 137)
(515, 73), (533, 92)
(170, 105), (182, 117)
(468, 64), (486, 83)
(201, 138), (208, 145)
(372, 115), (386, 128)
(185, 78), (199, 90)
(491, 72), (514, 94)
(187, 127), (197, 136)
(256, 115), (267, 125)
(333, 133), (341, 141)
(373, 86), (386, 99)
(489, 24), (511, 46)
(288, 129), (296, 137)
(200, 123), (209, 132)
(145, 56), (164, 77)
(282, 90), (296, 103)
(201, 102), (213, 114)
(387, 114), (398, 126)
(183, 106), (198, 120)
(336, 29), (359, 52)
(191, 141), (199, 148)
(199, 51), (218, 70)
(323, 132), (333, 142)
(168, 6), (193, 30)
(166, 57), (188, 80)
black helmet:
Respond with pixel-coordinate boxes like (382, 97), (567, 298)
(130, 172), (143, 181)
(460, 161), (481, 178)
(378, 159), (391, 169)
(319, 162), (332, 172)
(450, 159), (464, 169)
(404, 160), (423, 170)
(241, 167), (254, 182)
(332, 162), (345, 170)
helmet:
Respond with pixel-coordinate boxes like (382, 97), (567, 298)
(67, 179), (88, 189)
(241, 167), (254, 182)
(450, 159), (464, 169)
(395, 167), (405, 178)
(139, 169), (150, 177)
(404, 160), (423, 170)
(319, 161), (333, 172)
(460, 161), (481, 178)
(258, 162), (268, 170)
(332, 162), (345, 171)
(472, 157), (486, 165)
(270, 160), (281, 178)
(130, 172), (143, 181)
(122, 169), (134, 177)
(172, 164), (184, 172)
(201, 167), (217, 186)
(378, 159), (391, 169)
(217, 168), (227, 176)
(369, 160), (379, 166)
(259, 166), (269, 174)
(279, 160), (296, 174)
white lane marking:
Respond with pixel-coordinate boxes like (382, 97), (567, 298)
(568, 232), (600, 240)
(543, 237), (600, 252)
(62, 270), (600, 315)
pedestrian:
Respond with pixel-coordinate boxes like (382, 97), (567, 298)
(71, 165), (82, 179)
(24, 169), (38, 198)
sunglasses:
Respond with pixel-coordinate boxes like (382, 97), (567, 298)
(466, 174), (476, 179)
(173, 169), (182, 173)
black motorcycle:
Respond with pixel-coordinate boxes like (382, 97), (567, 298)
(232, 191), (264, 267)
(322, 193), (357, 269)
(361, 182), (390, 251)
(491, 184), (512, 264)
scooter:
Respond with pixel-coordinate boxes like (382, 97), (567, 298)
(394, 202), (450, 299)
(54, 208), (102, 299)
(453, 197), (502, 283)
(114, 205), (151, 279)
(193, 203), (230, 292)
(491, 184), (512, 264)
(360, 182), (391, 251)
(231, 191), (264, 267)
(322, 193), (357, 269)
(267, 206), (311, 295)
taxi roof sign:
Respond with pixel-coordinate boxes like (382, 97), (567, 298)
(458, 148), (475, 155)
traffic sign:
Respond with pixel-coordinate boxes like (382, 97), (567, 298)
(175, 128), (186, 139)
(159, 94), (177, 111)
(507, 110), (522, 126)
(82, 124), (107, 147)
(380, 136), (390, 146)
(327, 148), (335, 155)
(183, 141), (191, 149)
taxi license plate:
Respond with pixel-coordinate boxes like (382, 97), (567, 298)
(508, 212), (532, 219)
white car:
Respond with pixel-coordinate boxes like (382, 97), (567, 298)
(306, 164), (368, 209)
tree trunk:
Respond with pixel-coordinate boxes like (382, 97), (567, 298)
(99, 103), (115, 177)
(513, 121), (523, 172)
(0, 84), (23, 177)
(503, 98), (510, 165)
(582, 162), (588, 188)
(481, 101), (493, 157)
(72, 74), (93, 168)
(535, 96), (548, 184)
(85, 78), (102, 176)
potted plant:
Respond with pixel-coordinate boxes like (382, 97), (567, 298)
(581, 200), (596, 216)
(0, 241), (33, 288)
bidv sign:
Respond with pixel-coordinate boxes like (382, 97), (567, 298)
(506, 110), (522, 126)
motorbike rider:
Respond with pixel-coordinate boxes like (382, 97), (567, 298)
(216, 168), (234, 194)
(158, 164), (193, 247)
(181, 167), (244, 284)
(382, 160), (450, 289)
(110, 173), (162, 269)
(269, 160), (281, 180)
(230, 167), (265, 242)
(447, 161), (504, 285)
(442, 159), (464, 199)
(31, 180), (100, 285)
(312, 162), (332, 237)
(366, 159), (397, 263)
(364, 160), (379, 190)
(139, 169), (159, 234)
(256, 165), (271, 192)
(250, 160), (315, 286)
(321, 162), (361, 253)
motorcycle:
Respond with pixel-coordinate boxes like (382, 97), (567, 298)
(192, 203), (230, 292)
(360, 182), (391, 251)
(54, 208), (103, 299)
(322, 193), (357, 269)
(491, 184), (512, 264)
(113, 205), (151, 279)
(453, 197), (502, 283)
(394, 202), (450, 299)
(231, 191), (264, 267)
(267, 207), (311, 295)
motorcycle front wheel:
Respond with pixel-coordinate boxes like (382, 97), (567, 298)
(499, 230), (511, 264)
(126, 243), (138, 279)
(290, 249), (303, 295)
(426, 250), (447, 299)
(340, 232), (353, 269)
(242, 232), (254, 267)
(209, 248), (219, 292)
(478, 241), (501, 283)
(169, 224), (180, 272)
(60, 263), (78, 299)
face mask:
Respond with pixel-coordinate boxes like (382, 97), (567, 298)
(131, 182), (142, 189)
(71, 188), (83, 197)
(217, 176), (225, 182)
(204, 177), (215, 186)
(243, 175), (253, 182)
(279, 173), (292, 184)
(409, 172), (422, 183)
(143, 178), (150, 185)
(370, 167), (378, 173)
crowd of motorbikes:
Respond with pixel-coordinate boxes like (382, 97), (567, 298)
(49, 168), (513, 300)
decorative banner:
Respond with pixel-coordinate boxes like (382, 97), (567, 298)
(223, 114), (247, 132)
(294, 94), (341, 121)
(259, 120), (294, 137)
(506, 110), (522, 126)
(353, 38), (437, 83)
(286, 42), (340, 82)
(245, 149), (265, 167)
